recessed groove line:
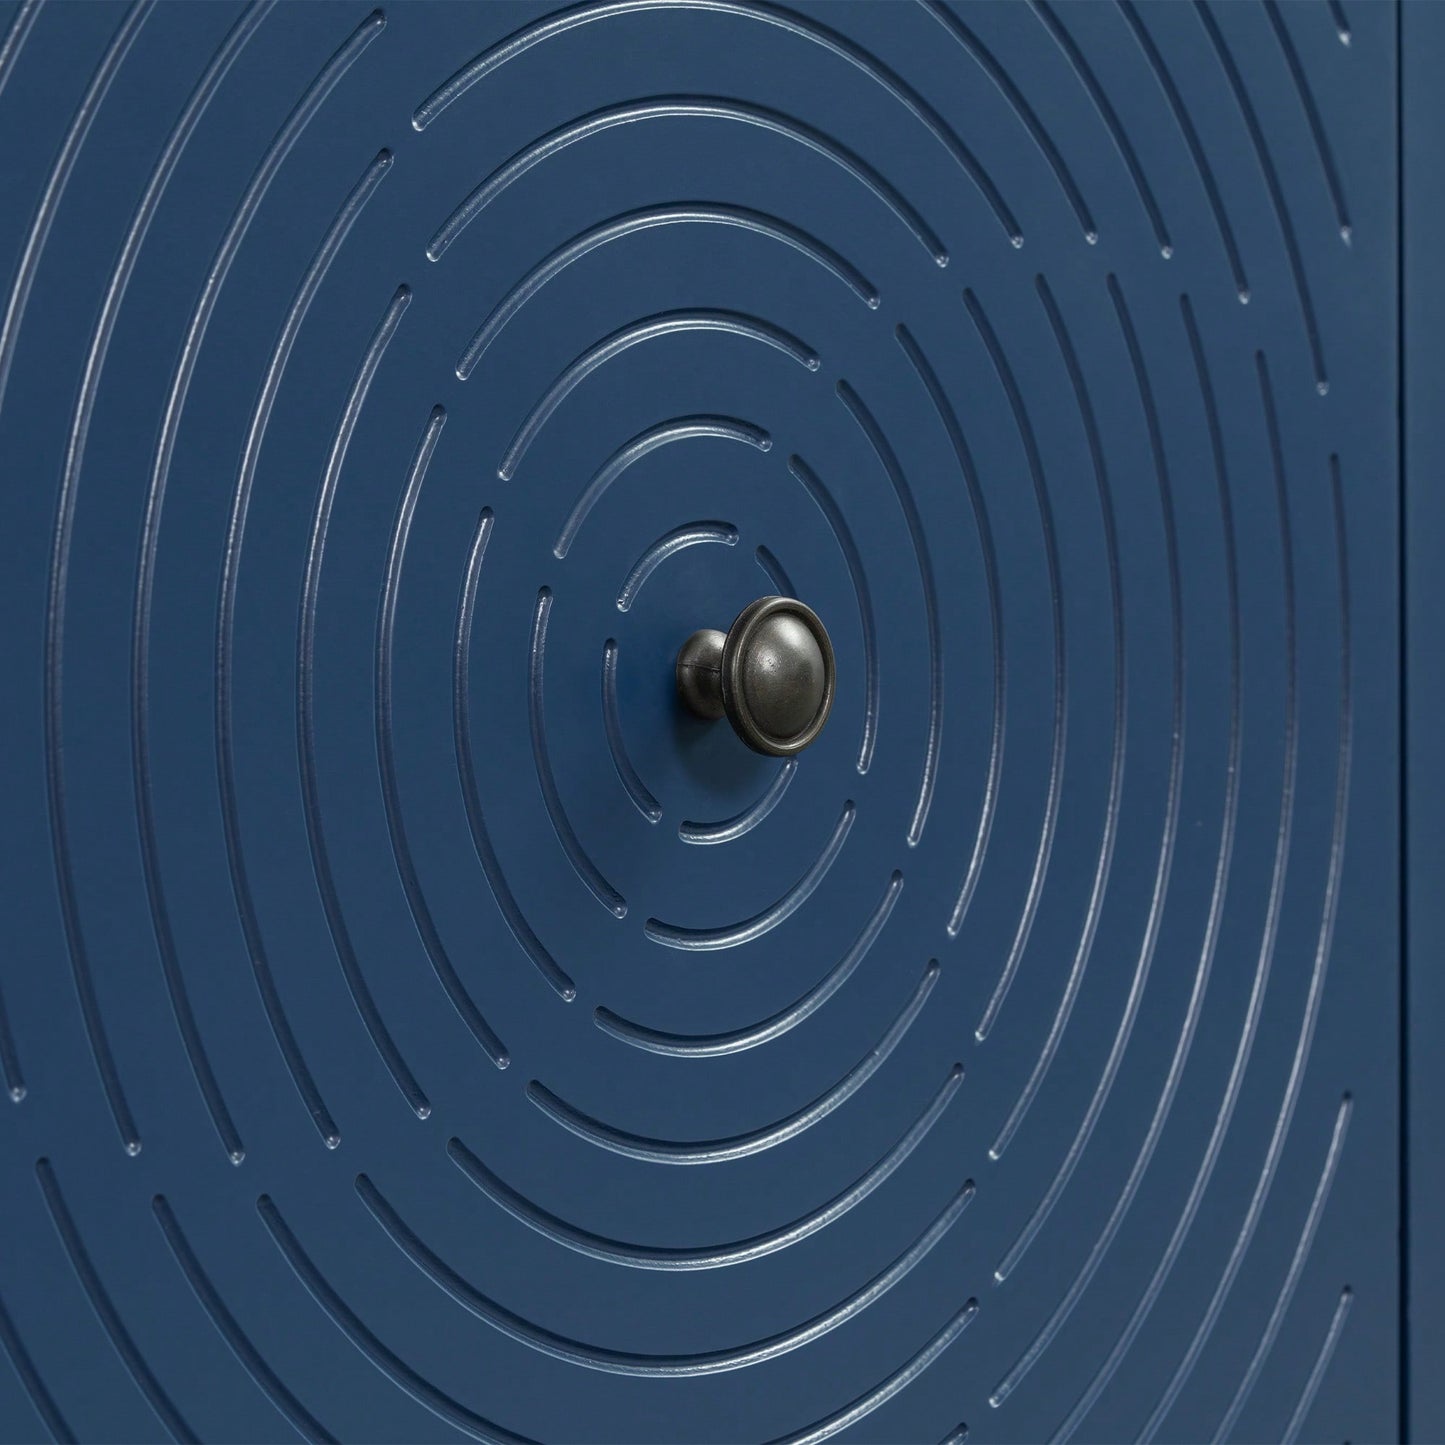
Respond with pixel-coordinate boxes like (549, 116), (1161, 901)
(454, 513), (576, 1000)
(1326, 0), (1350, 47)
(962, 290), (1067, 1043)
(377, 407), (510, 1066)
(788, 455), (877, 774)
(555, 416), (770, 559)
(617, 521), (737, 612)
(132, 6), (387, 1162)
(38, 0), (184, 1155)
(298, 284), (431, 1118)
(1134, 427), (1353, 1443)
(358, 1171), (972, 1376)
(36, 1161), (195, 1442)
(529, 959), (940, 1163)
(429, 96), (948, 266)
(893, 327), (1003, 937)
(1117, 0), (1249, 301)
(498, 310), (815, 479)
(0, 1286), (72, 1444)
(0, 0), (152, 413)
(836, 381), (942, 847)
(989, 274), (1179, 1264)
(1047, 351), (1301, 1444)
(0, 0), (44, 103)
(754, 544), (794, 596)
(447, 1060), (960, 1269)
(988, 289), (1244, 1410)
(678, 757), (795, 847)
(152, 1197), (335, 1444)
(602, 640), (662, 824)
(598, 869), (902, 1054)
(530, 590), (627, 918)
(1030, 0), (1171, 254)
(411, 0), (1022, 242)
(991, 271), (1172, 1168)
(1193, 0), (1328, 390)
(1261, 0), (1352, 240)
(766, 1300), (980, 1445)
(1282, 1288), (1353, 1444)
(218, 147), (394, 1151)
(645, 800), (854, 949)
(921, 0), (1097, 241)
(1211, 1094), (1353, 1443)
(257, 1196), (532, 1444)
(42, 0), (275, 1154)
(456, 204), (877, 380)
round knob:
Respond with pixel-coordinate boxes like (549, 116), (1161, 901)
(675, 596), (836, 756)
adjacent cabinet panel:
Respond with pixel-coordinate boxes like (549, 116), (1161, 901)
(0, 3), (1406, 1441)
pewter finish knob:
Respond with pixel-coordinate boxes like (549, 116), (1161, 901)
(676, 596), (835, 756)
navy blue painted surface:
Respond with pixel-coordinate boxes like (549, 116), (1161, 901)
(1403, 2), (1442, 1440)
(0, 3), (1401, 1441)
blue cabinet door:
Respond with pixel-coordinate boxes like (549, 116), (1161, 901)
(0, 3), (1406, 1440)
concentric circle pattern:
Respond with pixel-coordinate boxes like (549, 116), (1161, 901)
(0, 2), (1400, 1442)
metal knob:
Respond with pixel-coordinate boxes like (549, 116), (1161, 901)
(676, 596), (836, 756)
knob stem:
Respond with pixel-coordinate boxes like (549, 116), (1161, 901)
(675, 628), (727, 720)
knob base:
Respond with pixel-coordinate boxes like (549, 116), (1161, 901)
(676, 628), (727, 719)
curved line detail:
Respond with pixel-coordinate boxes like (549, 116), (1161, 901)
(0, 1286), (72, 1444)
(0, 0), (45, 104)
(530, 590), (628, 917)
(1133, 393), (1352, 1443)
(1118, 1), (1249, 300)
(411, 0), (1021, 240)
(601, 640), (662, 824)
(454, 514), (577, 1000)
(529, 960), (940, 1163)
(499, 310), (814, 478)
(893, 326), (1004, 940)
(599, 869), (901, 1055)
(0, 0), (152, 413)
(429, 96), (947, 265)
(456, 204), (878, 380)
(131, 7), (386, 1160)
(678, 758), (796, 847)
(40, 0), (226, 1156)
(645, 801), (854, 949)
(257, 1197), (533, 1445)
(377, 407), (509, 1067)
(447, 1062), (960, 1269)
(617, 521), (738, 612)
(36, 1160), (194, 1442)
(1193, 0), (1327, 389)
(754, 544), (795, 597)
(555, 416), (770, 559)
(991, 272), (1188, 1167)
(1046, 351), (1304, 1444)
(217, 148), (393, 1151)
(297, 285), (431, 1119)
(1211, 1095), (1352, 1443)
(152, 1197), (335, 1444)
(963, 290), (1067, 1044)
(835, 380), (942, 847)
(358, 1171), (973, 1376)
(1261, 0), (1351, 240)
(789, 455), (878, 775)
(767, 1301), (980, 1445)
(987, 289), (1245, 1409)
(1031, 0), (1171, 255)
(1281, 1288), (1353, 1445)
(921, 0), (1097, 240)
